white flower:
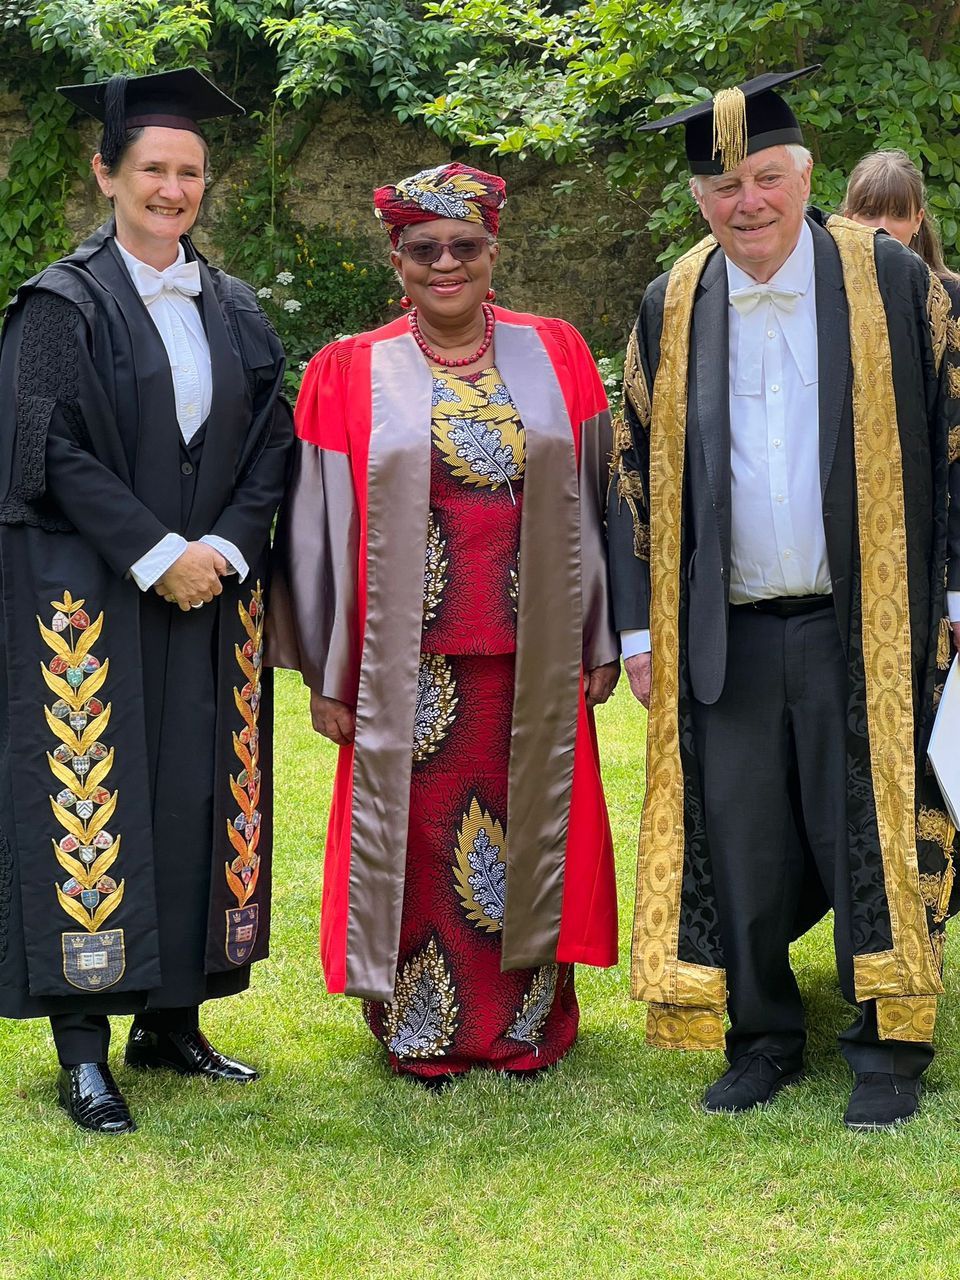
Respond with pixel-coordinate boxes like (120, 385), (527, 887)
(256, 286), (273, 299)
(275, 270), (295, 285)
(298, 361), (308, 371)
(282, 299), (303, 313)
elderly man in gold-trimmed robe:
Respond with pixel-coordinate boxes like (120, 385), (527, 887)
(607, 67), (960, 1129)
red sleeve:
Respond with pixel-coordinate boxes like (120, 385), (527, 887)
(535, 316), (609, 427)
(294, 338), (355, 451)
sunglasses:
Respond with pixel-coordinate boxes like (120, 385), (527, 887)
(397, 236), (492, 265)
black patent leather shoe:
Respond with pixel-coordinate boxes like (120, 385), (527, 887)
(702, 1053), (804, 1114)
(125, 1026), (259, 1083)
(844, 1072), (920, 1130)
(58, 1062), (136, 1134)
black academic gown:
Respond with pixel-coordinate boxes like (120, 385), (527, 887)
(0, 221), (293, 1018)
(607, 211), (960, 1048)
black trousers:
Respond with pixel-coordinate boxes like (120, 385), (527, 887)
(692, 604), (933, 1078)
(50, 1006), (200, 1068)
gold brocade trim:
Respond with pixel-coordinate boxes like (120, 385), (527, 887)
(611, 329), (653, 564)
(617, 470), (646, 502)
(939, 617), (954, 670)
(634, 522), (651, 561)
(631, 233), (726, 1013)
(917, 804), (957, 853)
(948, 316), (960, 352)
(949, 425), (960, 465)
(646, 1002), (725, 1051)
(875, 995), (937, 1043)
(623, 327), (651, 431)
(927, 271), (951, 373)
(949, 365), (960, 400)
(827, 217), (944, 1003)
(610, 413), (632, 470)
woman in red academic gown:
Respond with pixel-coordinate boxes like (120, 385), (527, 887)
(268, 164), (619, 1084)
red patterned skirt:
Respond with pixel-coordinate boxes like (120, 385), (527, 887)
(363, 652), (579, 1077)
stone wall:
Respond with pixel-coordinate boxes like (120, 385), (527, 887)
(0, 89), (659, 349)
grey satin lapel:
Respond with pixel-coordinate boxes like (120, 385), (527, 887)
(346, 331), (433, 1000)
(490, 321), (581, 970)
(693, 250), (730, 513)
(811, 217), (850, 495)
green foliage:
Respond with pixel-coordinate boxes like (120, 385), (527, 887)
(0, 58), (85, 303)
(263, 0), (473, 118)
(4, 0), (960, 305)
(218, 116), (394, 391)
(28, 0), (212, 76)
(422, 0), (960, 266)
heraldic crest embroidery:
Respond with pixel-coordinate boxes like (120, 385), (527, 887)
(39, 590), (126, 991)
(224, 582), (266, 965)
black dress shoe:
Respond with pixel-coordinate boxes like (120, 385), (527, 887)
(403, 1071), (459, 1092)
(58, 1062), (136, 1134)
(844, 1072), (920, 1130)
(125, 1027), (259, 1083)
(702, 1053), (804, 1114)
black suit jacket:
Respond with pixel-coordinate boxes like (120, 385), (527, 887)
(608, 212), (943, 706)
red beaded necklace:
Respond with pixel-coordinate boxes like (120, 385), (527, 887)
(409, 303), (495, 368)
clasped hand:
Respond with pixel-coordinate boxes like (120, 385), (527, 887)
(584, 660), (619, 708)
(154, 542), (228, 611)
(310, 691), (356, 746)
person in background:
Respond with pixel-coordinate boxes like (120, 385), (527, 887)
(268, 163), (619, 1087)
(0, 69), (293, 1133)
(842, 147), (960, 656)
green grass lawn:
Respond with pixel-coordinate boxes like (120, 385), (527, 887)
(2, 670), (959, 1279)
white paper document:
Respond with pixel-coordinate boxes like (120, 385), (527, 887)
(928, 654), (960, 828)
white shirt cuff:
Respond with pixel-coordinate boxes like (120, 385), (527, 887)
(129, 533), (187, 591)
(948, 591), (960, 625)
(201, 535), (249, 582)
(621, 628), (652, 658)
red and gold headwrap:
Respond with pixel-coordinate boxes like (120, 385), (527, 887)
(373, 163), (507, 246)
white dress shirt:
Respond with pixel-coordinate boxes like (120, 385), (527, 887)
(114, 242), (248, 589)
(624, 222), (829, 659)
(725, 221), (829, 603)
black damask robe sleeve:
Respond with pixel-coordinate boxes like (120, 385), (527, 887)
(606, 279), (666, 633)
(19, 292), (173, 574)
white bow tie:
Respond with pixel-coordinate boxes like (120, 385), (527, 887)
(130, 258), (202, 304)
(729, 284), (800, 315)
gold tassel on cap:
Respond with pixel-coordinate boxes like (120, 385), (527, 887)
(712, 86), (748, 172)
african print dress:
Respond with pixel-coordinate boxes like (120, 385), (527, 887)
(362, 367), (578, 1076)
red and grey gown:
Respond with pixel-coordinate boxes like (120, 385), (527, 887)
(267, 308), (619, 1074)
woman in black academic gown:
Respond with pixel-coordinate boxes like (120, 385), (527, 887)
(0, 69), (293, 1132)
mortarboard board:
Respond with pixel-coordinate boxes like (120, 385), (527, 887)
(58, 68), (244, 166)
(639, 67), (819, 174)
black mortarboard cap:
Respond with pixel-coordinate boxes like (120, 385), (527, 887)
(639, 67), (819, 174)
(58, 69), (244, 167)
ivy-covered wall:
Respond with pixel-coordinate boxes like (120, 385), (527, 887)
(5, 0), (958, 373)
(0, 83), (656, 358)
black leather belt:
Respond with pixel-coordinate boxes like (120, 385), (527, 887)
(735, 594), (834, 618)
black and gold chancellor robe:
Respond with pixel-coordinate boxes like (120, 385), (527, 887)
(0, 220), (293, 1017)
(608, 211), (960, 1050)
